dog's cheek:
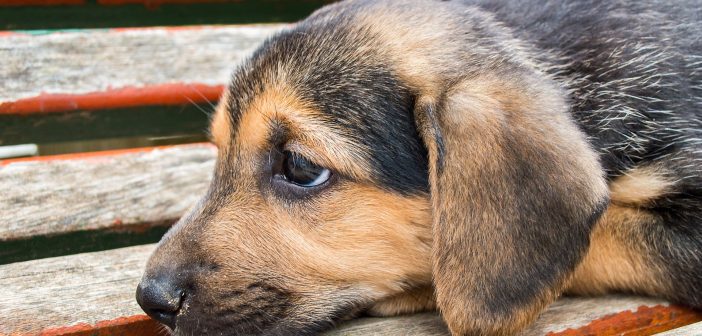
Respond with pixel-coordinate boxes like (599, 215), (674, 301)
(298, 184), (433, 294)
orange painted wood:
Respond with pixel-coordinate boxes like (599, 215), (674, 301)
(38, 315), (161, 336)
(0, 83), (224, 115)
(550, 304), (702, 336)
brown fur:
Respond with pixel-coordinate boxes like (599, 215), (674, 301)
(367, 286), (437, 316)
(567, 166), (675, 297)
(142, 81), (436, 333)
(137, 1), (702, 335)
(415, 74), (608, 335)
(235, 85), (373, 180)
(210, 91), (232, 149)
(567, 205), (669, 296)
(610, 166), (675, 207)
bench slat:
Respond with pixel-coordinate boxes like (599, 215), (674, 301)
(1, 244), (700, 335)
(0, 25), (281, 145)
(656, 321), (702, 335)
(0, 244), (157, 335)
(0, 144), (215, 263)
(1, 26), (282, 104)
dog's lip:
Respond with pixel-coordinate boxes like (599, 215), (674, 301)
(170, 292), (191, 334)
(169, 299), (367, 336)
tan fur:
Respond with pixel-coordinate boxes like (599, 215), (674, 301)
(345, 16), (609, 335)
(567, 205), (668, 296)
(344, 14), (609, 334)
(413, 73), (609, 335)
(354, 3), (538, 99)
(199, 181), (433, 310)
(210, 91), (231, 149)
(234, 84), (373, 180)
(146, 86), (437, 324)
(141, 2), (692, 335)
(143, 82), (438, 328)
(206, 180), (434, 283)
(367, 286), (437, 316)
(610, 166), (674, 206)
(567, 167), (673, 297)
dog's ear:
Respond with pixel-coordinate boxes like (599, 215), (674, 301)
(414, 75), (609, 335)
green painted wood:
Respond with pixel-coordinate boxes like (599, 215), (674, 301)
(0, 225), (170, 265)
(0, 103), (212, 146)
(0, 0), (332, 30)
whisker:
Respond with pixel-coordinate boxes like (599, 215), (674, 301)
(189, 84), (218, 110)
(183, 95), (213, 117)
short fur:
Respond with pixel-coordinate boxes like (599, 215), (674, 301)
(137, 1), (702, 335)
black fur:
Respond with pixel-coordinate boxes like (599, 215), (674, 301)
(472, 0), (702, 310)
(224, 0), (701, 317)
(227, 18), (429, 195)
(475, 0), (701, 176)
(140, 0), (701, 334)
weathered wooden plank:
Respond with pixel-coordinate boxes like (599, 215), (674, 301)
(0, 244), (158, 335)
(0, 0), (330, 30)
(1, 244), (700, 335)
(0, 143), (214, 240)
(657, 322), (702, 335)
(0, 144), (216, 263)
(329, 299), (702, 336)
(1, 25), (282, 106)
(0, 25), (282, 145)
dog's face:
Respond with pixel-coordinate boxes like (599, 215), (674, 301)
(138, 19), (435, 335)
(137, 1), (610, 335)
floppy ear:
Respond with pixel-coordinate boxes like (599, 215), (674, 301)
(414, 74), (609, 335)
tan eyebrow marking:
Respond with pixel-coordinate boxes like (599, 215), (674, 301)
(234, 84), (373, 181)
(210, 90), (232, 149)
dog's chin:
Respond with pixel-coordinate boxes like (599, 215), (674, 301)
(168, 302), (366, 336)
(169, 321), (331, 336)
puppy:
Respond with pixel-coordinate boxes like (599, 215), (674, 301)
(136, 0), (702, 335)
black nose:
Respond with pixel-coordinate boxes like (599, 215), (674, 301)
(136, 276), (184, 330)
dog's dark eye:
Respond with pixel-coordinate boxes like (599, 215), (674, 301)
(280, 151), (330, 187)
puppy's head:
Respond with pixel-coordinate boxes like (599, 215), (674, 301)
(137, 1), (609, 335)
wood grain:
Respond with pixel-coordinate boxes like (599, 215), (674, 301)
(0, 244), (156, 335)
(656, 321), (702, 335)
(0, 144), (215, 241)
(0, 25), (282, 103)
(1, 243), (699, 335)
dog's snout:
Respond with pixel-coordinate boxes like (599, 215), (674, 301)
(136, 275), (184, 330)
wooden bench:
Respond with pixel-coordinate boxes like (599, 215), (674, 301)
(657, 322), (702, 336)
(1, 3), (701, 335)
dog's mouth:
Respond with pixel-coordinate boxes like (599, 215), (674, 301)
(167, 292), (369, 336)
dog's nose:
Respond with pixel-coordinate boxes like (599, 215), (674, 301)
(136, 276), (184, 330)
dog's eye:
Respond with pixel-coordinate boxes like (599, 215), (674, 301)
(281, 151), (330, 187)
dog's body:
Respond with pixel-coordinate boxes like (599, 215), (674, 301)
(137, 1), (702, 335)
